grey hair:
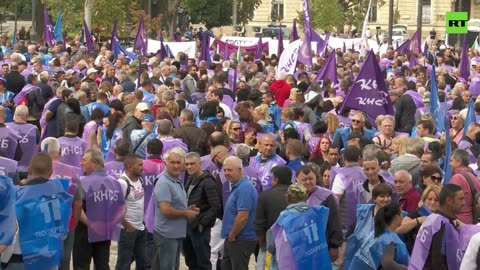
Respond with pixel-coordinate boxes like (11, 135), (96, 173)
(452, 149), (470, 167)
(406, 137), (425, 156)
(363, 156), (379, 166)
(85, 148), (105, 167)
(362, 144), (381, 159)
(164, 147), (186, 161)
(157, 119), (173, 135)
(74, 90), (87, 100)
(234, 144), (251, 160)
(169, 65), (177, 74)
(14, 105), (29, 117)
(185, 152), (201, 161)
(40, 137), (60, 154)
(223, 156), (243, 170)
(394, 170), (412, 183)
(162, 90), (175, 101)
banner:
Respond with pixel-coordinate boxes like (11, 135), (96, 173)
(220, 36), (273, 47)
(340, 50), (394, 120)
(277, 39), (302, 76)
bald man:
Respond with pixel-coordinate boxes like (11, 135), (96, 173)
(250, 133), (286, 191)
(221, 156), (258, 270)
(394, 170), (421, 213)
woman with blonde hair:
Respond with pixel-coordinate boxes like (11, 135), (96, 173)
(390, 136), (409, 160)
(163, 101), (180, 127)
(253, 104), (274, 132)
(325, 113), (339, 138)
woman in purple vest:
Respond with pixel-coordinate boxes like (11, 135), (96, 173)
(396, 184), (441, 253)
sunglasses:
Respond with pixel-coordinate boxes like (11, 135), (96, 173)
(430, 175), (442, 182)
(232, 127), (242, 131)
(451, 116), (460, 120)
(352, 119), (362, 123)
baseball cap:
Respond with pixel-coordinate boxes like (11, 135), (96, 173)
(86, 68), (97, 76)
(142, 114), (155, 123)
(136, 102), (150, 112)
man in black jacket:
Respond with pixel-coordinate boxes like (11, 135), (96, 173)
(393, 77), (416, 134)
(254, 166), (291, 270)
(3, 62), (26, 95)
(183, 152), (221, 270)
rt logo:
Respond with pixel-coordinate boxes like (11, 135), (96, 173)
(446, 12), (468, 34)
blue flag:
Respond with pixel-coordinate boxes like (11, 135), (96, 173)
(15, 179), (73, 270)
(340, 50), (394, 120)
(83, 20), (93, 53)
(0, 176), (15, 246)
(54, 11), (63, 43)
(12, 32), (17, 44)
(444, 113), (453, 184)
(429, 66), (444, 132)
(463, 99), (476, 139)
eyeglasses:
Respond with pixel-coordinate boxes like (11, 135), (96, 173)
(352, 119), (363, 123)
(430, 175), (442, 182)
(232, 127), (242, 131)
(451, 116), (459, 120)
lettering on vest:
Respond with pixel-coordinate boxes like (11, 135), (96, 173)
(61, 146), (84, 156)
(303, 219), (328, 256)
(93, 190), (120, 202)
(0, 139), (9, 148)
(0, 167), (5, 175)
(142, 175), (156, 187)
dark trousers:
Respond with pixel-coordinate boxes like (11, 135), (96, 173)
(221, 239), (256, 270)
(115, 228), (148, 270)
(73, 223), (111, 270)
(182, 225), (212, 270)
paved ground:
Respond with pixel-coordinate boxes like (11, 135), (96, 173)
(0, 20), (30, 36)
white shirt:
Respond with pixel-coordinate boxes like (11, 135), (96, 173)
(119, 173), (145, 231)
(219, 102), (233, 119)
(332, 174), (346, 195)
(460, 232), (480, 269)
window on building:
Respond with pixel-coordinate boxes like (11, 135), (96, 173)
(368, 0), (378, 22)
(422, 0), (431, 24)
(272, 1), (284, 21)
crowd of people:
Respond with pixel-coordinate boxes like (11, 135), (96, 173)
(2, 27), (480, 270)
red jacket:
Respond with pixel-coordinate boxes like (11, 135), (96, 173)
(269, 80), (292, 107)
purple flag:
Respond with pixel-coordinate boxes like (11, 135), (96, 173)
(158, 32), (167, 60)
(224, 43), (230, 60)
(200, 32), (212, 66)
(110, 21), (118, 51)
(83, 20), (93, 53)
(311, 30), (325, 54)
(232, 67), (238, 95)
(290, 19), (299, 43)
(343, 42), (346, 53)
(311, 51), (337, 88)
(395, 39), (411, 54)
(459, 35), (470, 81)
(351, 42), (355, 52)
(43, 6), (56, 47)
(423, 40), (428, 56)
(278, 26), (284, 57)
(409, 53), (418, 69)
(340, 50), (394, 120)
(323, 33), (331, 57)
(297, 0), (313, 66)
(134, 17), (147, 55)
(255, 36), (263, 60)
(408, 30), (421, 54)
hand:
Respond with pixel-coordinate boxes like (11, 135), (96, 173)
(19, 179), (27, 185)
(4, 100), (12, 107)
(329, 248), (339, 262)
(185, 209), (199, 222)
(125, 223), (135, 232)
(188, 205), (200, 213)
(227, 235), (236, 241)
(418, 216), (426, 224)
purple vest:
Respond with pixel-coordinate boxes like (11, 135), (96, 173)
(243, 159), (263, 193)
(201, 155), (217, 174)
(80, 169), (125, 243)
(5, 122), (38, 172)
(295, 122), (312, 142)
(52, 161), (82, 196)
(142, 159), (165, 212)
(338, 115), (352, 128)
(404, 90), (424, 108)
(409, 214), (461, 270)
(58, 136), (88, 168)
(250, 154), (286, 190)
(459, 225), (480, 252)
(0, 127), (20, 160)
(14, 84), (40, 105)
(82, 122), (98, 142)
(331, 165), (366, 229)
(160, 137), (188, 156)
(104, 160), (124, 179)
(307, 186), (332, 206)
(307, 136), (321, 154)
(0, 156), (18, 180)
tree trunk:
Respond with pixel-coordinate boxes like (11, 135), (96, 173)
(167, 0), (180, 40)
(85, 0), (92, 30)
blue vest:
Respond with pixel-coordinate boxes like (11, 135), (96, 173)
(343, 204), (375, 270)
(276, 205), (332, 270)
(349, 229), (410, 270)
(15, 179), (73, 270)
(0, 175), (15, 246)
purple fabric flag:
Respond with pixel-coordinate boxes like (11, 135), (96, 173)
(351, 42), (355, 52)
(423, 40), (428, 56)
(224, 43), (230, 60)
(408, 30), (421, 54)
(311, 50), (337, 88)
(200, 32), (211, 66)
(134, 17), (147, 55)
(340, 50), (394, 120)
(297, 0), (313, 66)
(395, 39), (411, 54)
(343, 42), (346, 53)
(232, 67), (238, 95)
(83, 20), (93, 53)
(323, 33), (331, 57)
(459, 35), (470, 81)
(396, 40), (399, 50)
(290, 19), (299, 43)
(158, 32), (167, 60)
(409, 53), (418, 69)
(255, 36), (263, 60)
(43, 6), (56, 47)
(278, 26), (284, 57)
(311, 30), (325, 54)
(110, 21), (118, 51)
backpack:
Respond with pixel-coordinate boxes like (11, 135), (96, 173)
(119, 175), (144, 199)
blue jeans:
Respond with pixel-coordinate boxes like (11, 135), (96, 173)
(153, 233), (181, 270)
(115, 228), (148, 270)
(182, 225), (212, 270)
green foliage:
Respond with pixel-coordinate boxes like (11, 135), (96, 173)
(0, 0), (32, 17)
(297, 0), (344, 33)
(337, 0), (386, 30)
(237, 0), (262, 25)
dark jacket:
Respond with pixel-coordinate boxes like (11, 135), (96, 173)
(254, 184), (289, 245)
(172, 123), (208, 156)
(122, 115), (142, 140)
(4, 71), (26, 95)
(184, 171), (221, 228)
(26, 88), (46, 119)
(395, 93), (416, 134)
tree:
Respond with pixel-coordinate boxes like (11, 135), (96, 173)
(297, 0), (344, 33)
(337, 0), (386, 33)
(183, 0), (260, 29)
